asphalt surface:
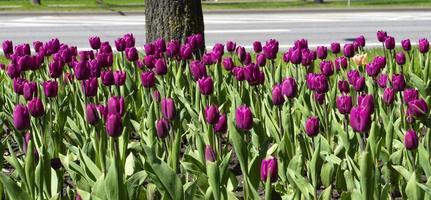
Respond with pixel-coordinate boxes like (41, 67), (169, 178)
(1, 10), (431, 50)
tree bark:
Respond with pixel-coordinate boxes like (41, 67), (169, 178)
(145, 0), (204, 46)
(31, 0), (41, 5)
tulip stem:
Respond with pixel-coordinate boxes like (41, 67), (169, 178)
(408, 151), (416, 170)
(271, 59), (275, 85)
(278, 107), (283, 139)
(264, 176), (272, 200)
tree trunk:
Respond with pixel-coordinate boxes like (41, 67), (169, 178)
(145, 0), (204, 46)
(31, 0), (41, 5)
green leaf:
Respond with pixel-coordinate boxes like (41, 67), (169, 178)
(207, 161), (221, 200)
(104, 162), (121, 200)
(405, 172), (423, 200)
(0, 172), (31, 200)
(319, 185), (332, 200)
(392, 165), (411, 180)
(360, 152), (373, 200)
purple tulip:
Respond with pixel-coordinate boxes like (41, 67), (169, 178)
(28, 98), (44, 118)
(114, 71), (126, 86)
(237, 46), (246, 63)
(356, 35), (366, 47)
(115, 38), (126, 52)
(395, 52), (406, 65)
(407, 98), (428, 118)
(376, 74), (388, 88)
(204, 145), (216, 162)
(403, 88), (419, 104)
(377, 30), (387, 42)
(89, 60), (101, 78)
(105, 113), (122, 137)
(419, 38), (429, 54)
(156, 118), (169, 139)
(7, 64), (20, 79)
(373, 56), (386, 69)
(154, 38), (166, 53)
(384, 36), (395, 50)
(314, 92), (325, 105)
(281, 77), (297, 98)
(338, 80), (350, 94)
(365, 63), (380, 77)
(232, 67), (245, 81)
(243, 53), (251, 65)
(42, 80), (58, 98)
(392, 74), (406, 92)
(404, 129), (419, 150)
(23, 81), (37, 101)
(335, 57), (347, 71)
(226, 41), (236, 52)
(198, 76), (214, 96)
(350, 106), (372, 133)
(272, 84), (284, 106)
(82, 78), (98, 97)
(358, 94), (375, 114)
(154, 58), (167, 75)
(180, 44), (192, 60)
(144, 43), (155, 55)
(301, 49), (313, 66)
(253, 41), (262, 53)
(336, 95), (352, 114)
(107, 96), (125, 116)
(220, 58), (234, 72)
(244, 64), (264, 86)
(343, 43), (355, 58)
(48, 60), (63, 78)
(205, 105), (220, 125)
(214, 114), (227, 134)
(256, 54), (267, 67)
(124, 33), (135, 48)
(316, 46), (327, 59)
(383, 88), (395, 105)
(101, 70), (115, 86)
(13, 78), (26, 95)
(13, 104), (30, 131)
(161, 98), (176, 121)
(263, 39), (279, 59)
(86, 104), (99, 125)
(305, 117), (320, 137)
(141, 71), (155, 88)
(289, 48), (302, 65)
(126, 47), (139, 62)
(320, 60), (334, 76)
(235, 105), (253, 130)
(2, 40), (13, 55)
(89, 36), (101, 50)
(51, 158), (63, 170)
(295, 39), (308, 49)
(331, 42), (340, 54)
(190, 60), (207, 81)
(74, 61), (90, 80)
(401, 39), (411, 51)
(260, 157), (277, 182)
(153, 90), (161, 102)
(166, 40), (180, 58)
(308, 74), (329, 94)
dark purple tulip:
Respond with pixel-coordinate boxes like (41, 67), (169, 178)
(295, 39), (308, 49)
(316, 46), (327, 59)
(13, 104), (30, 131)
(82, 78), (98, 97)
(114, 71), (126, 86)
(202, 53), (214, 66)
(124, 33), (135, 48)
(156, 118), (169, 139)
(89, 36), (101, 50)
(256, 54), (266, 67)
(42, 80), (58, 98)
(214, 114), (227, 134)
(260, 157), (277, 182)
(50, 158), (63, 170)
(336, 95), (352, 114)
(320, 60), (334, 76)
(365, 63), (380, 77)
(17, 55), (32, 72)
(86, 104), (99, 125)
(377, 30), (387, 42)
(404, 129), (419, 150)
(143, 55), (154, 69)
(166, 40), (180, 58)
(253, 41), (262, 53)
(190, 61), (207, 81)
(384, 36), (395, 50)
(401, 39), (411, 51)
(281, 77), (297, 98)
(7, 64), (20, 79)
(154, 58), (167, 75)
(205, 105), (220, 125)
(205, 145), (216, 162)
(290, 48), (302, 65)
(408, 98), (428, 118)
(350, 106), (372, 133)
(213, 43), (225, 56)
(308, 74), (329, 94)
(226, 41), (236, 52)
(23, 81), (37, 101)
(161, 98), (175, 121)
(395, 52), (406, 65)
(383, 88), (395, 105)
(244, 64), (264, 86)
(28, 97), (44, 118)
(97, 105), (108, 120)
(347, 70), (360, 85)
(314, 92), (325, 105)
(232, 67), (245, 81)
(105, 113), (122, 137)
(153, 90), (161, 102)
(198, 76), (214, 96)
(144, 43), (155, 55)
(154, 38), (166, 53)
(141, 71), (155, 88)
(235, 105), (253, 130)
(237, 46), (246, 63)
(305, 117), (319, 137)
(392, 74), (406, 92)
(126, 47), (139, 62)
(74, 61), (90, 80)
(282, 51), (290, 63)
(403, 88), (419, 104)
(373, 56), (386, 69)
(2, 40), (13, 55)
(115, 38), (126, 52)
(335, 57), (347, 70)
(244, 53), (252, 65)
(343, 43), (355, 58)
(61, 48), (72, 63)
(180, 44), (192, 60)
(356, 35), (366, 47)
(419, 38), (429, 54)
(301, 49), (313, 66)
(263, 39), (279, 59)
(13, 78), (26, 95)
(89, 60), (101, 78)
(222, 57), (234, 71)
(272, 84), (284, 106)
(101, 70), (114, 86)
(338, 80), (350, 94)
(107, 96), (125, 116)
(331, 42), (340, 54)
(353, 76), (365, 91)
(376, 74), (388, 88)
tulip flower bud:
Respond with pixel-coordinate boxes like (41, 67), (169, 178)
(281, 77), (297, 98)
(205, 105), (220, 125)
(272, 84), (284, 106)
(235, 105), (253, 130)
(353, 76), (365, 92)
(205, 145), (216, 162)
(316, 46), (327, 59)
(28, 97), (44, 118)
(392, 74), (406, 92)
(338, 80), (350, 94)
(403, 88), (419, 104)
(226, 41), (236, 53)
(166, 40), (180, 58)
(141, 71), (155, 88)
(376, 30), (387, 42)
(13, 78), (25, 95)
(50, 158), (63, 170)
(376, 74), (388, 88)
(198, 76), (214, 96)
(222, 57), (234, 71)
(395, 52), (406, 65)
(237, 46), (246, 63)
(22, 131), (31, 153)
(331, 42), (340, 54)
(107, 96), (125, 116)
(89, 60), (101, 78)
(260, 156), (277, 182)
(154, 58), (167, 75)
(42, 80), (58, 98)
(408, 98), (428, 118)
(124, 33), (135, 48)
(384, 36), (395, 50)
(401, 39), (411, 51)
(105, 113), (123, 138)
(115, 38), (126, 52)
(86, 104), (99, 125)
(74, 61), (90, 80)
(101, 70), (115, 86)
(334, 56), (347, 70)
(289, 48), (302, 65)
(89, 36), (101, 50)
(154, 38), (166, 53)
(190, 61), (207, 81)
(2, 40), (13, 55)
(214, 114), (227, 134)
(114, 71), (126, 86)
(419, 38), (429, 54)
(383, 88), (395, 105)
(305, 117), (319, 137)
(180, 44), (192, 60)
(23, 81), (37, 101)
(343, 43), (355, 58)
(254, 54), (266, 67)
(243, 52), (251, 65)
(13, 104), (30, 131)
(82, 78), (98, 97)
(358, 94), (375, 114)
(153, 90), (161, 102)
(232, 67), (245, 81)
(356, 35), (366, 47)
(7, 64), (20, 79)
(76, 195), (82, 200)
(350, 106), (372, 133)
(144, 43), (155, 55)
(49, 60), (63, 78)
(295, 38), (308, 49)
(320, 60), (334, 76)
(125, 47), (139, 62)
(314, 92), (325, 105)
(365, 63), (380, 77)
(253, 41), (262, 53)
(156, 118), (169, 139)
(308, 74), (329, 94)
(161, 98), (176, 121)
(263, 39), (279, 60)
(404, 129), (419, 150)
(336, 95), (352, 115)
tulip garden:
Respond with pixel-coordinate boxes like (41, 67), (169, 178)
(1, 31), (431, 200)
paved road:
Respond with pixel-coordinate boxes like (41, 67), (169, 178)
(1, 10), (431, 50)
